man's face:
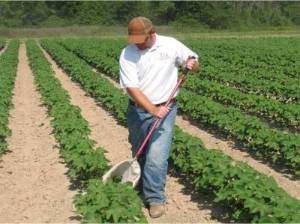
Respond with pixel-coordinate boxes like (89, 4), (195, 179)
(136, 34), (152, 50)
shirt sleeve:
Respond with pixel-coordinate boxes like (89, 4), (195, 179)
(174, 39), (199, 66)
(119, 49), (139, 89)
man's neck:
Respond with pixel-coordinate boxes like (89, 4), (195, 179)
(149, 33), (157, 48)
(136, 33), (157, 50)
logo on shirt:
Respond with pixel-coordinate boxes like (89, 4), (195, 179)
(159, 52), (171, 60)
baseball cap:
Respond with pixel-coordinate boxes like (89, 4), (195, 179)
(128, 17), (154, 44)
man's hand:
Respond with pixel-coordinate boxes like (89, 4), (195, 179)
(150, 105), (170, 119)
(127, 87), (170, 118)
(185, 56), (199, 72)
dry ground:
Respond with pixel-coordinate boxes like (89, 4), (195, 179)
(41, 45), (218, 223)
(0, 40), (299, 223)
(85, 51), (300, 201)
(0, 44), (78, 222)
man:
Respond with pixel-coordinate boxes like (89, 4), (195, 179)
(119, 16), (199, 218)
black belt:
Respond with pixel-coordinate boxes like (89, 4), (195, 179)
(129, 99), (175, 107)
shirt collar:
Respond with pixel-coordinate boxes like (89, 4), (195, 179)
(149, 34), (162, 51)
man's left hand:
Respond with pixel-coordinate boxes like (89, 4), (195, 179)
(185, 57), (199, 72)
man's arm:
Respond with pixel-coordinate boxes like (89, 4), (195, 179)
(127, 87), (170, 119)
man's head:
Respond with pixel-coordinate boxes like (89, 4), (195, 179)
(128, 16), (155, 45)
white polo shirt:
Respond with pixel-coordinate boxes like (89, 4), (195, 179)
(119, 34), (198, 104)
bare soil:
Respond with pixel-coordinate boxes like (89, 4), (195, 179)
(0, 44), (78, 223)
(41, 45), (218, 223)
(3, 41), (296, 223)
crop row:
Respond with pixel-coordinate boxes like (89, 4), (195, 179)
(58, 38), (300, 104)
(183, 76), (300, 131)
(197, 63), (300, 104)
(186, 38), (300, 103)
(178, 90), (300, 175)
(57, 37), (300, 81)
(58, 39), (119, 79)
(26, 40), (146, 223)
(56, 39), (300, 175)
(0, 40), (19, 156)
(41, 39), (300, 223)
(185, 38), (300, 81)
(57, 39), (300, 131)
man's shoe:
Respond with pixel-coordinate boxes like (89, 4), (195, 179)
(149, 204), (165, 218)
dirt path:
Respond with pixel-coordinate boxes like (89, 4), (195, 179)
(41, 45), (218, 223)
(0, 43), (78, 223)
(85, 61), (300, 200)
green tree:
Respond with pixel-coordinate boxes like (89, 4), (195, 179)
(22, 2), (52, 26)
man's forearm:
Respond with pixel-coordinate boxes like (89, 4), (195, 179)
(126, 87), (156, 114)
(127, 87), (171, 119)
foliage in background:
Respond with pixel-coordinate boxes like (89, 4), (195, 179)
(0, 1), (299, 30)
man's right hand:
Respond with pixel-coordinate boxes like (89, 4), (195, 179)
(127, 87), (170, 118)
(150, 105), (170, 119)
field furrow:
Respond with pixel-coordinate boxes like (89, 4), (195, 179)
(57, 38), (300, 132)
(0, 43), (77, 223)
(27, 40), (147, 223)
(40, 40), (218, 223)
(58, 44), (300, 201)
(41, 39), (300, 223)
(1, 4), (300, 223)
(56, 39), (300, 176)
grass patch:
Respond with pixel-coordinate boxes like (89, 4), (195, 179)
(0, 25), (300, 39)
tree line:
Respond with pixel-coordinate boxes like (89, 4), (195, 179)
(0, 1), (299, 30)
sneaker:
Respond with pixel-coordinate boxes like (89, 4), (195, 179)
(149, 204), (165, 218)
